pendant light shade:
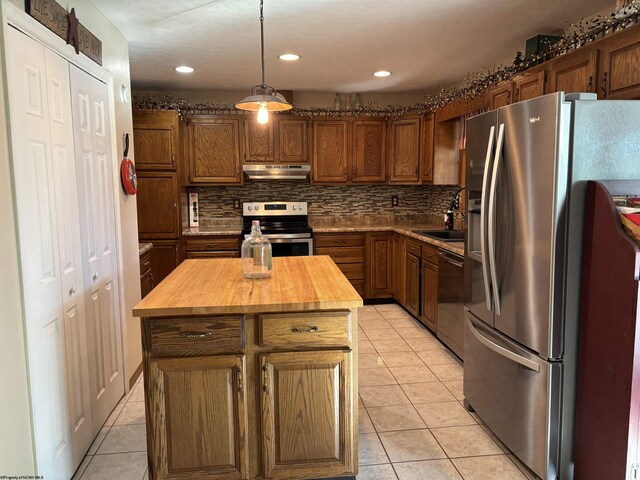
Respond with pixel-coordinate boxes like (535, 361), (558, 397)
(235, 0), (292, 116)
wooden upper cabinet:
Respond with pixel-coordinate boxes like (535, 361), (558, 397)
(366, 232), (393, 298)
(513, 69), (546, 103)
(276, 117), (308, 163)
(188, 116), (242, 184)
(132, 110), (179, 171)
(312, 120), (349, 183)
(136, 172), (179, 239)
(244, 120), (274, 162)
(147, 355), (248, 480)
(598, 27), (640, 100)
(422, 114), (435, 183)
(352, 119), (386, 183)
(388, 115), (421, 184)
(547, 47), (598, 96)
(260, 350), (355, 479)
(489, 81), (513, 109)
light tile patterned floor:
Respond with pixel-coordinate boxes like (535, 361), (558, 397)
(72, 303), (537, 480)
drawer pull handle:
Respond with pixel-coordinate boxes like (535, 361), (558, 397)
(291, 326), (319, 333)
(263, 364), (269, 393)
(180, 331), (212, 338)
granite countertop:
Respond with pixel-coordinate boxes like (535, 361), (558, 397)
(183, 217), (464, 256)
(132, 256), (363, 318)
(139, 242), (153, 256)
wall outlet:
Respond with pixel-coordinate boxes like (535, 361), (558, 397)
(233, 199), (241, 209)
(391, 195), (399, 207)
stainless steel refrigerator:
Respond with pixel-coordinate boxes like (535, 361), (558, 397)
(464, 92), (640, 480)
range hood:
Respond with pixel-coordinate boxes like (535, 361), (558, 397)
(243, 164), (310, 180)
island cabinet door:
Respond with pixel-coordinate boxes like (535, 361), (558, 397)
(147, 355), (248, 480)
(260, 350), (356, 479)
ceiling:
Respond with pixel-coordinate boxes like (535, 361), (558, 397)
(91, 0), (612, 93)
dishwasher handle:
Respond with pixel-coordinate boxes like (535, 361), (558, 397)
(438, 251), (464, 268)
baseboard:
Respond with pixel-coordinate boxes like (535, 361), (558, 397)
(128, 362), (143, 389)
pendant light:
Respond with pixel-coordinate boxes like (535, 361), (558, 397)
(235, 0), (292, 124)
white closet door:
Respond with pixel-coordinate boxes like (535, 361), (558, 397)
(4, 26), (74, 479)
(69, 64), (125, 430)
(44, 47), (94, 465)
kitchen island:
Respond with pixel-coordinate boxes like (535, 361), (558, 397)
(133, 256), (363, 480)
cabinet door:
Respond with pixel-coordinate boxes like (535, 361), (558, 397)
(133, 110), (179, 171)
(276, 117), (308, 163)
(405, 252), (421, 317)
(352, 119), (386, 183)
(388, 116), (421, 184)
(147, 355), (248, 480)
(260, 350), (355, 479)
(489, 81), (513, 109)
(599, 27), (640, 99)
(140, 268), (154, 298)
(422, 114), (435, 183)
(366, 232), (393, 298)
(421, 259), (438, 332)
(149, 240), (180, 284)
(513, 70), (546, 103)
(547, 47), (598, 95)
(244, 120), (274, 162)
(312, 120), (349, 183)
(188, 117), (242, 184)
(136, 172), (179, 239)
(393, 235), (407, 305)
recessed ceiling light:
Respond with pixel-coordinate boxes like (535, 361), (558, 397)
(279, 53), (300, 61)
(175, 66), (194, 73)
(373, 70), (392, 77)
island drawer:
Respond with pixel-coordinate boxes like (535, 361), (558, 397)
(314, 233), (364, 248)
(147, 316), (245, 356)
(259, 311), (352, 347)
(315, 247), (364, 264)
(184, 236), (241, 251)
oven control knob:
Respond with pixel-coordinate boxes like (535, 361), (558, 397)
(247, 206), (253, 211)
(298, 204), (304, 211)
(292, 205), (297, 211)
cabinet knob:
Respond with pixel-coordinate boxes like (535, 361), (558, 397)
(263, 364), (269, 393)
(237, 366), (243, 394)
(601, 72), (608, 98)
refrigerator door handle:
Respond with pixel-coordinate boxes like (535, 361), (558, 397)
(488, 123), (505, 316)
(466, 317), (541, 372)
(480, 125), (496, 311)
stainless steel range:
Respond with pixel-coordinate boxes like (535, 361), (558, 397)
(242, 202), (313, 257)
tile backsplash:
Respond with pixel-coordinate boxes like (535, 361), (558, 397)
(194, 181), (461, 220)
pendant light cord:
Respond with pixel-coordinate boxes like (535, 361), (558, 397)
(259, 0), (265, 87)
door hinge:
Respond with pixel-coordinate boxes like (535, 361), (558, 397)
(632, 464), (639, 479)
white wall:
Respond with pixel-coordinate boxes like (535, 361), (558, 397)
(0, 0), (140, 473)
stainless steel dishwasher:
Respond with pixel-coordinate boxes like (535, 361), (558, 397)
(436, 250), (465, 359)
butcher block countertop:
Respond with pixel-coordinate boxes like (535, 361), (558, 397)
(133, 255), (363, 318)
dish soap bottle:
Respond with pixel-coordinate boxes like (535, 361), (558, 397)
(241, 220), (272, 279)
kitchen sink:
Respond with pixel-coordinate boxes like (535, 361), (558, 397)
(412, 230), (465, 242)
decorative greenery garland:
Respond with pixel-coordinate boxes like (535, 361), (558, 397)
(133, 2), (640, 120)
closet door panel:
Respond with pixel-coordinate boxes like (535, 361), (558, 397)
(70, 64), (125, 432)
(45, 47), (94, 466)
(4, 27), (75, 480)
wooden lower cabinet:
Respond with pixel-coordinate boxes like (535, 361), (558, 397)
(421, 259), (438, 332)
(260, 350), (355, 479)
(405, 250), (421, 317)
(146, 355), (248, 480)
(392, 234), (407, 304)
(149, 240), (181, 285)
(315, 233), (365, 297)
(366, 232), (393, 298)
(142, 313), (358, 480)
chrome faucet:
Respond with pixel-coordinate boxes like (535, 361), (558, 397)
(444, 187), (465, 230)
